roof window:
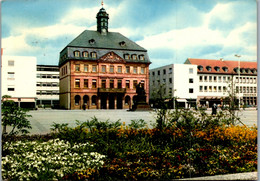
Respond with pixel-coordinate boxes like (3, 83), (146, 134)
(119, 41), (126, 46)
(214, 66), (220, 72)
(206, 66), (212, 71)
(89, 39), (95, 44)
(222, 67), (228, 72)
(198, 65), (203, 71)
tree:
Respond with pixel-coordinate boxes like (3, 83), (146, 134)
(1, 96), (32, 136)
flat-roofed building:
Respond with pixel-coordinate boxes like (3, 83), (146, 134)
(36, 65), (59, 108)
(1, 55), (37, 108)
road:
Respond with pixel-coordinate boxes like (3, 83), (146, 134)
(20, 108), (258, 135)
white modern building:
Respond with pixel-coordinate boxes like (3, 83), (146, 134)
(36, 65), (60, 108)
(1, 55), (37, 108)
(185, 58), (257, 108)
(149, 64), (198, 108)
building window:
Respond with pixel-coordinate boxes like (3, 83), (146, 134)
(75, 64), (80, 72)
(214, 86), (217, 92)
(75, 79), (80, 88)
(7, 72), (15, 79)
(117, 80), (122, 88)
(214, 66), (220, 72)
(152, 72), (155, 76)
(92, 79), (97, 88)
(126, 80), (130, 88)
(117, 66), (122, 73)
(163, 69), (166, 74)
(189, 68), (193, 74)
(198, 65), (203, 71)
(209, 76), (212, 82)
(110, 65), (114, 73)
(204, 76), (207, 82)
(84, 65), (89, 72)
(218, 76), (222, 82)
(132, 54), (137, 60)
(75, 95), (81, 105)
(189, 78), (193, 83)
(169, 68), (172, 74)
(126, 66), (130, 73)
(101, 80), (106, 88)
(206, 66), (212, 71)
(82, 51), (88, 57)
(74, 51), (80, 57)
(84, 79), (88, 88)
(222, 67), (228, 72)
(157, 70), (160, 75)
(110, 80), (114, 88)
(8, 87), (15, 91)
(92, 65), (97, 72)
(189, 88), (193, 93)
(204, 86), (207, 92)
(91, 52), (97, 58)
(199, 86), (203, 92)
(8, 60), (14, 66)
(199, 76), (202, 82)
(223, 76), (226, 82)
(223, 86), (227, 92)
(141, 67), (145, 74)
(213, 76), (217, 82)
(218, 86), (222, 92)
(133, 67), (137, 74)
(139, 55), (144, 60)
(209, 86), (212, 92)
(101, 65), (106, 73)
(124, 54), (130, 60)
(169, 78), (172, 84)
(133, 80), (138, 88)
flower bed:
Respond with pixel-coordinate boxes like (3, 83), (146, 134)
(2, 118), (257, 180)
(2, 138), (105, 180)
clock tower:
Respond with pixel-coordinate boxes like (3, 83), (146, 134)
(96, 7), (109, 35)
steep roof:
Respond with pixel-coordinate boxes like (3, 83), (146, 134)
(185, 58), (257, 75)
(67, 30), (147, 51)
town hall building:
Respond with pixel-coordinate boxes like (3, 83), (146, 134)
(59, 6), (151, 109)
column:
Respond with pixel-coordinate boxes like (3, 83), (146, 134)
(106, 96), (109, 109)
(98, 96), (101, 109)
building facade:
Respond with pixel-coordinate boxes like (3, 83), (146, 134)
(1, 55), (37, 108)
(149, 64), (198, 108)
(185, 58), (257, 108)
(59, 7), (151, 109)
(36, 65), (59, 108)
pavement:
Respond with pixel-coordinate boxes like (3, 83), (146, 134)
(179, 171), (258, 180)
(21, 108), (258, 135)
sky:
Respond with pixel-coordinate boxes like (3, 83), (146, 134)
(1, 0), (257, 69)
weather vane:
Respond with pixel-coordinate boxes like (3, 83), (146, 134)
(101, 0), (104, 7)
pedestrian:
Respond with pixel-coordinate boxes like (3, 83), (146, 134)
(212, 103), (217, 115)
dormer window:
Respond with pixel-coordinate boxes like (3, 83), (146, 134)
(74, 51), (80, 57)
(234, 67), (239, 73)
(214, 66), (220, 72)
(245, 69), (250, 73)
(240, 68), (245, 73)
(119, 41), (126, 46)
(222, 67), (228, 72)
(91, 52), (97, 58)
(82, 51), (88, 58)
(206, 66), (212, 71)
(89, 39), (95, 44)
(198, 65), (203, 71)
(139, 55), (144, 60)
(124, 54), (130, 60)
(132, 54), (137, 60)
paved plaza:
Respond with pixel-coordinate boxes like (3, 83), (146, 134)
(24, 108), (258, 135)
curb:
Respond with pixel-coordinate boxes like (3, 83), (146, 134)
(178, 172), (257, 180)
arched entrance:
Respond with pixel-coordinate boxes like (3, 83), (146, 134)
(74, 95), (81, 109)
(83, 95), (89, 109)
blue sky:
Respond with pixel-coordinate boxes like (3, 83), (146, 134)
(1, 0), (257, 69)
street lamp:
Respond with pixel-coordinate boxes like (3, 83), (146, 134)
(234, 54), (241, 109)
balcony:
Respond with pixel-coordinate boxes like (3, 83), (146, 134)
(98, 88), (126, 93)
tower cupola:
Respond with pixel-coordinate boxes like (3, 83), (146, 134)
(96, 7), (109, 35)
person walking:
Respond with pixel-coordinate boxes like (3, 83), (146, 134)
(212, 103), (217, 115)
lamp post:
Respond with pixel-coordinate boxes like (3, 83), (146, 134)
(234, 54), (241, 109)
